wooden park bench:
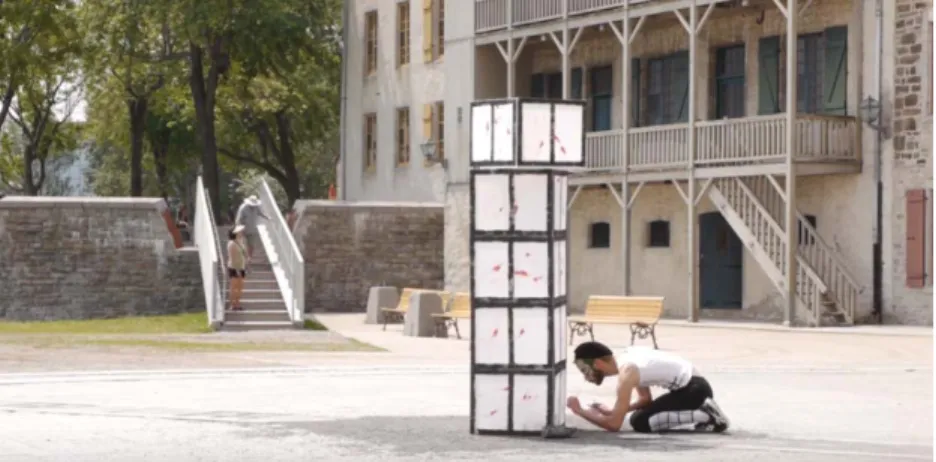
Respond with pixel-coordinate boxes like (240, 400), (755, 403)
(380, 288), (451, 331)
(432, 292), (470, 339)
(381, 288), (416, 330)
(567, 296), (665, 349)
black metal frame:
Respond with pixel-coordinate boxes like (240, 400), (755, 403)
(469, 168), (569, 435)
(469, 98), (587, 169)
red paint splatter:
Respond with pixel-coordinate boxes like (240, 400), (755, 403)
(490, 409), (498, 416)
(492, 264), (502, 272)
(502, 386), (511, 391)
(491, 328), (499, 337)
(519, 328), (525, 336)
(525, 252), (531, 257)
(533, 276), (543, 283)
(522, 393), (533, 401)
(514, 270), (529, 277)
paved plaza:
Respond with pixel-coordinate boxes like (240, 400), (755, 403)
(0, 316), (931, 461)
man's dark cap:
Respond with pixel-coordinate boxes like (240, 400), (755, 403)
(574, 341), (614, 361)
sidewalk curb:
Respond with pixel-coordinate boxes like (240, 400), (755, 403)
(656, 319), (933, 337)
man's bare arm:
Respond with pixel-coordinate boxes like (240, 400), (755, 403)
(630, 386), (653, 411)
(574, 365), (639, 432)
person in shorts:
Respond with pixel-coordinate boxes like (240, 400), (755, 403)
(227, 225), (248, 310)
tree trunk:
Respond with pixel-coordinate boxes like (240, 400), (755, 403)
(22, 146), (36, 195)
(274, 113), (301, 207)
(128, 98), (148, 196)
(188, 43), (222, 220)
(151, 135), (170, 201)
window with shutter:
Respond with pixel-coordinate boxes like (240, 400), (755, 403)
(435, 101), (445, 160)
(715, 45), (746, 119)
(397, 3), (410, 67)
(758, 36), (781, 115)
(906, 189), (928, 288)
(646, 52), (688, 125)
(572, 67), (584, 100)
(630, 58), (640, 127)
(589, 65), (613, 131)
(396, 107), (410, 166)
(364, 113), (377, 171)
(365, 11), (378, 76)
(822, 26), (848, 115)
(422, 0), (434, 62)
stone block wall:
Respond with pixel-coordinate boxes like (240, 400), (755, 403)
(0, 197), (204, 321)
(292, 200), (444, 312)
(885, 0), (934, 325)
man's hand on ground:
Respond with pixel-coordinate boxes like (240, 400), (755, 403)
(590, 402), (612, 415)
(566, 396), (583, 415)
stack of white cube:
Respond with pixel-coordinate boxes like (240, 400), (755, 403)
(469, 98), (585, 435)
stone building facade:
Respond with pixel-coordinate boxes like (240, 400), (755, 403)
(341, 0), (934, 325)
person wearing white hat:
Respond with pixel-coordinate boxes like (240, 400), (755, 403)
(234, 195), (269, 263)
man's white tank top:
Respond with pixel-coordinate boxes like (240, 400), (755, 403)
(622, 347), (695, 390)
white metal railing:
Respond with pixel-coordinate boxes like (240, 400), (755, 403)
(193, 176), (225, 327)
(629, 123), (689, 168)
(716, 177), (842, 325)
(258, 179), (305, 324)
(581, 114), (859, 171)
(512, 0), (562, 26)
(740, 176), (861, 323)
(696, 115), (787, 164)
(474, 0), (651, 32)
(584, 130), (623, 168)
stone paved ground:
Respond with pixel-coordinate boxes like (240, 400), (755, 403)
(0, 316), (931, 461)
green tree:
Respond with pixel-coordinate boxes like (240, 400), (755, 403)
(215, 0), (341, 206)
(80, 0), (182, 196)
(169, 0), (336, 216)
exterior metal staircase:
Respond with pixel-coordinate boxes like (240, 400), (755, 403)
(193, 176), (305, 330)
(707, 176), (862, 326)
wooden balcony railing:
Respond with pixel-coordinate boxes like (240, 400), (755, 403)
(475, 0), (652, 33)
(583, 114), (860, 171)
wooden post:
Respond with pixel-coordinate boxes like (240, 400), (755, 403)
(687, 1), (699, 322)
(783, 0), (798, 326)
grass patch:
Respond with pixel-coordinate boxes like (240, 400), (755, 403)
(0, 313), (211, 335)
(303, 319), (328, 331)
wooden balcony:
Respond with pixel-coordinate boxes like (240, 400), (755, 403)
(475, 0), (651, 33)
(580, 114), (860, 180)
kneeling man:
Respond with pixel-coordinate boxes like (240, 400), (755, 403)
(567, 341), (729, 433)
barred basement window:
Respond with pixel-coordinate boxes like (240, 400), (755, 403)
(648, 220), (670, 247)
(589, 222), (610, 248)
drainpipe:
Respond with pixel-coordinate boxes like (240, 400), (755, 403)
(871, 0), (884, 323)
(338, 0), (350, 201)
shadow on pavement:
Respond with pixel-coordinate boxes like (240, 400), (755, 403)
(282, 415), (724, 455)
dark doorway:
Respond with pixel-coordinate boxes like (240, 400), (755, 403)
(699, 212), (743, 309)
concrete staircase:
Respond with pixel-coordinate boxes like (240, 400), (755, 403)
(708, 177), (861, 326)
(219, 227), (295, 330)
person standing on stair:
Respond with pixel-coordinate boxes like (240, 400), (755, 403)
(234, 195), (269, 265)
(227, 225), (248, 311)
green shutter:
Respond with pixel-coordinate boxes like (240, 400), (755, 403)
(672, 51), (690, 122)
(758, 36), (781, 115)
(823, 26), (848, 115)
(631, 58), (641, 127)
(571, 67), (583, 100)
